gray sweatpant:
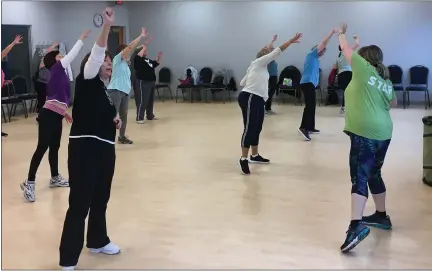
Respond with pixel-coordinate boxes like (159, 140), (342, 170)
(135, 80), (156, 121)
(107, 89), (129, 138)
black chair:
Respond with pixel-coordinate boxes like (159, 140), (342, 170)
(197, 67), (213, 103)
(176, 68), (200, 103)
(209, 73), (227, 104)
(405, 65), (430, 110)
(277, 65), (302, 105)
(12, 76), (37, 114)
(388, 65), (406, 108)
(155, 67), (173, 102)
(1, 81), (28, 122)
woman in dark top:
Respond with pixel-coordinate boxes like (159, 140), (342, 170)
(59, 8), (121, 270)
(133, 44), (162, 123)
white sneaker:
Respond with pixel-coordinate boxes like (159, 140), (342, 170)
(136, 120), (144, 124)
(20, 180), (35, 202)
(340, 107), (345, 114)
(62, 267), (75, 270)
(50, 174), (69, 188)
(89, 242), (120, 255)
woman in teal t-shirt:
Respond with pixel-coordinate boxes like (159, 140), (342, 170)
(336, 23), (397, 253)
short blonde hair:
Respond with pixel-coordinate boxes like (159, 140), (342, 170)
(256, 47), (270, 59)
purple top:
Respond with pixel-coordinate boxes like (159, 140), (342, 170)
(46, 61), (70, 106)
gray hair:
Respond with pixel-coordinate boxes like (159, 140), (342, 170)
(256, 47), (270, 59)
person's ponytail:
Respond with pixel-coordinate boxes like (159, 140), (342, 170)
(376, 63), (389, 80)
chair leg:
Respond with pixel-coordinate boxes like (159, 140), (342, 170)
(428, 90), (431, 108)
(176, 89), (179, 103)
(2, 106), (7, 123)
(169, 86), (173, 100)
(407, 91), (410, 107)
(425, 90), (428, 110)
(402, 91), (406, 109)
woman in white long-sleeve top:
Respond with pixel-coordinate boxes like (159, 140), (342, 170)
(238, 32), (302, 175)
(59, 8), (122, 270)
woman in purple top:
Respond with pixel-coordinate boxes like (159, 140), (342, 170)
(21, 30), (90, 203)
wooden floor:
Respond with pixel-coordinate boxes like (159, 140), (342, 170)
(1, 101), (431, 269)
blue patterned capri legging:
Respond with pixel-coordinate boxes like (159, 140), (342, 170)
(346, 131), (391, 198)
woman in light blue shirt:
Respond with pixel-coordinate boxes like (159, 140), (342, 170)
(335, 35), (359, 113)
(107, 27), (148, 144)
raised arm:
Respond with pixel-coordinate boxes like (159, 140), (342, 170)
(137, 45), (147, 57)
(121, 27), (147, 60)
(84, 8), (114, 79)
(40, 42), (59, 68)
(255, 33), (303, 66)
(265, 34), (278, 50)
(1, 35), (23, 60)
(60, 30), (90, 68)
(155, 51), (162, 64)
(351, 35), (359, 50)
(337, 23), (354, 65)
(317, 28), (337, 53)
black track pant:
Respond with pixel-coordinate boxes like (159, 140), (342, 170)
(299, 83), (317, 131)
(265, 75), (278, 111)
(337, 71), (352, 107)
(59, 138), (116, 267)
(238, 91), (265, 148)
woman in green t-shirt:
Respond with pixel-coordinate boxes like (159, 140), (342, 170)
(336, 23), (397, 253)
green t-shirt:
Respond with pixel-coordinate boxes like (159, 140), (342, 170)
(344, 52), (395, 140)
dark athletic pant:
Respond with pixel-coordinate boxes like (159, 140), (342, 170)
(337, 71), (353, 107)
(28, 108), (62, 181)
(347, 131), (390, 198)
(59, 138), (115, 267)
(265, 75), (278, 111)
(299, 83), (316, 131)
(108, 89), (129, 138)
(135, 80), (156, 121)
(34, 81), (47, 112)
(238, 91), (265, 148)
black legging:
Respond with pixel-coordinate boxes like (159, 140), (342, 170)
(337, 71), (352, 107)
(27, 108), (63, 181)
(265, 75), (278, 111)
(34, 81), (47, 112)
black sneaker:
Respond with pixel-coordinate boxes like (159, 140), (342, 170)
(249, 154), (270, 164)
(340, 223), (370, 253)
(298, 128), (311, 141)
(309, 129), (320, 134)
(238, 158), (250, 175)
(1, 132), (8, 137)
(118, 136), (133, 144)
(362, 212), (392, 230)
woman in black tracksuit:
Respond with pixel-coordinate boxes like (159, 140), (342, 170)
(59, 8), (122, 270)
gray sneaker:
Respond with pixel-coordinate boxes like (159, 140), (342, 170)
(49, 174), (69, 188)
(20, 180), (35, 202)
(118, 136), (133, 144)
(265, 110), (276, 115)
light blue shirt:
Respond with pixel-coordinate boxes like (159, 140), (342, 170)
(107, 53), (131, 94)
(337, 54), (352, 74)
(267, 61), (278, 76)
(300, 47), (320, 87)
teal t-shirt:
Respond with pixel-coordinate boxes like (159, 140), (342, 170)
(107, 53), (131, 94)
(344, 52), (395, 140)
(337, 54), (352, 74)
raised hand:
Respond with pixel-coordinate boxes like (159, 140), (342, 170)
(340, 23), (348, 34)
(80, 30), (91, 40)
(145, 35), (153, 45)
(353, 34), (358, 40)
(290, 33), (303, 44)
(103, 7), (115, 26)
(13, 35), (23, 45)
(157, 51), (163, 58)
(140, 27), (147, 38)
(272, 34), (278, 42)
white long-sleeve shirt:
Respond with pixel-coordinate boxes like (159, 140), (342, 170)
(84, 43), (106, 79)
(240, 47), (281, 101)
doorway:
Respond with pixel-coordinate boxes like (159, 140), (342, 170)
(1, 24), (32, 91)
(108, 26), (125, 58)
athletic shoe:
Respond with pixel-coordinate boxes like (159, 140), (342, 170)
(340, 107), (345, 114)
(1, 132), (8, 137)
(297, 128), (311, 141)
(49, 174), (69, 188)
(362, 212), (392, 230)
(309, 129), (320, 134)
(238, 158), (250, 175)
(118, 136), (133, 144)
(62, 267), (75, 270)
(20, 180), (35, 202)
(147, 116), (157, 120)
(265, 110), (276, 115)
(249, 154), (270, 164)
(340, 223), (370, 253)
(136, 120), (145, 124)
(89, 242), (121, 255)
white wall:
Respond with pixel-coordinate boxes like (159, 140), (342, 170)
(127, 1), (432, 101)
(2, 1), (130, 77)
